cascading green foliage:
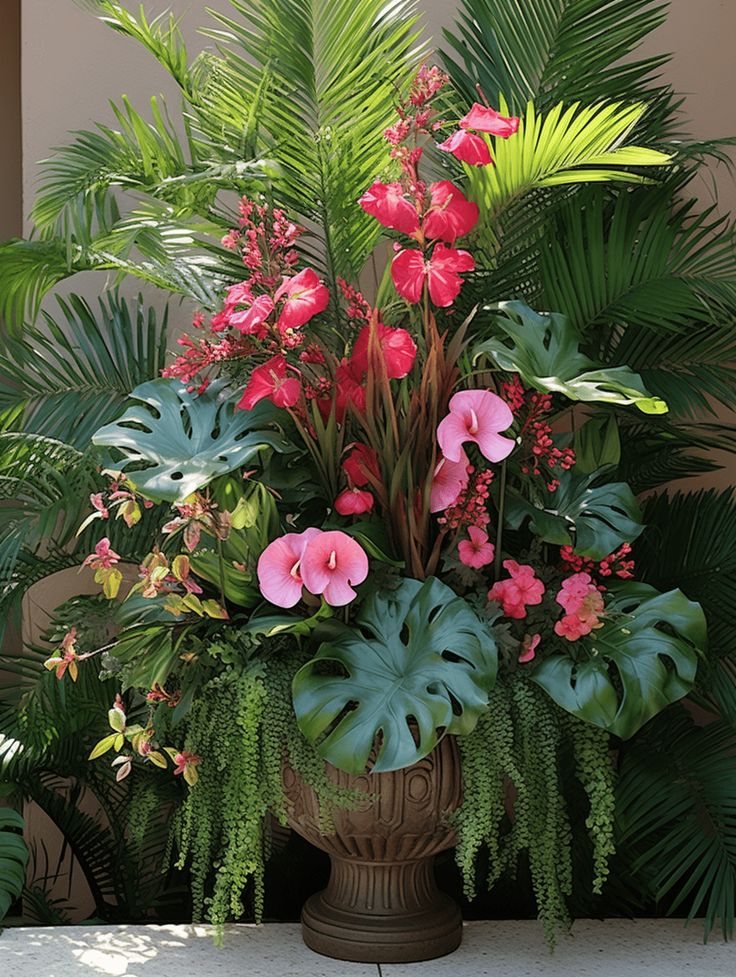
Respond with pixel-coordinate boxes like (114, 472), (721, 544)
(454, 680), (615, 942)
(172, 641), (357, 938)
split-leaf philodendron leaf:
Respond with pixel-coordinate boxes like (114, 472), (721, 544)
(292, 577), (498, 774)
(474, 300), (667, 415)
(92, 378), (293, 503)
(506, 470), (643, 560)
(532, 584), (705, 739)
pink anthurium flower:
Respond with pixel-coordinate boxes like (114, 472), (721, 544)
(358, 181), (420, 236)
(458, 526), (495, 568)
(429, 450), (469, 512)
(392, 244), (475, 307)
(229, 294), (274, 338)
(437, 390), (515, 463)
(437, 129), (493, 166)
(257, 528), (322, 608)
(300, 530), (369, 607)
(334, 487), (374, 516)
(225, 282), (255, 308)
(422, 181), (479, 243)
(460, 103), (520, 137)
(238, 355), (301, 411)
(275, 268), (330, 332)
(351, 322), (417, 379)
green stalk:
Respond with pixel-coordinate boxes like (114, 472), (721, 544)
(494, 460), (508, 582)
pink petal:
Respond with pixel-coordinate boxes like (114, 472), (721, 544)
(358, 181), (420, 236)
(430, 451), (470, 511)
(300, 530), (369, 607)
(460, 103), (520, 137)
(437, 129), (493, 166)
(423, 181), (479, 243)
(436, 411), (473, 463)
(391, 249), (426, 304)
(276, 269), (330, 331)
(426, 245), (474, 307)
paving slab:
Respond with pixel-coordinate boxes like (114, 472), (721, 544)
(0, 919), (734, 977)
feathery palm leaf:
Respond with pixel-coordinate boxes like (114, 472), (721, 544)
(617, 709), (736, 940)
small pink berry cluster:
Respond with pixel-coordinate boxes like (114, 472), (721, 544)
(554, 573), (605, 641)
(221, 196), (303, 291)
(560, 542), (635, 581)
(437, 466), (495, 530)
(337, 278), (372, 323)
(383, 63), (449, 173)
(508, 385), (575, 492)
(162, 332), (256, 390)
(488, 560), (545, 619)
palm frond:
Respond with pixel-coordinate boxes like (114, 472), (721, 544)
(637, 489), (736, 659)
(0, 292), (168, 447)
(443, 0), (674, 130)
(204, 0), (424, 286)
(617, 708), (736, 940)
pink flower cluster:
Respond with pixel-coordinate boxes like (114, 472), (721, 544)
(508, 384), (576, 492)
(220, 196), (303, 291)
(488, 561), (545, 619)
(257, 529), (369, 608)
(554, 573), (605, 641)
(560, 543), (635, 581)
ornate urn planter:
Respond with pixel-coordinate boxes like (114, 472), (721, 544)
(283, 735), (463, 964)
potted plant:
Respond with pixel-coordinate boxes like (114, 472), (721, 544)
(37, 62), (709, 963)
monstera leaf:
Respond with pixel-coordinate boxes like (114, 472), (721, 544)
(293, 577), (498, 774)
(474, 301), (667, 415)
(532, 584), (705, 739)
(92, 378), (293, 502)
(506, 470), (643, 560)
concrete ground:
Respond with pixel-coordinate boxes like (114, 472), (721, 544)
(0, 919), (733, 977)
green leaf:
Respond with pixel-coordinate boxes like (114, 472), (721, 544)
(506, 469), (643, 560)
(293, 577), (498, 774)
(242, 601), (333, 638)
(0, 807), (28, 922)
(474, 300), (667, 414)
(88, 733), (118, 760)
(532, 584), (704, 738)
(574, 415), (621, 474)
(92, 378), (294, 503)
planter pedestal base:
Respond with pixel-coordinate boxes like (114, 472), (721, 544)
(300, 856), (462, 963)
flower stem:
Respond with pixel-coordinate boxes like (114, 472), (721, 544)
(494, 460), (508, 581)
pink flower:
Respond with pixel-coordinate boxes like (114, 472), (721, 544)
(257, 528), (322, 608)
(430, 451), (470, 512)
(392, 244), (475, 307)
(300, 530), (369, 607)
(333, 359), (366, 421)
(437, 390), (515, 464)
(173, 751), (200, 786)
(342, 444), (380, 487)
(460, 103), (520, 137)
(519, 633), (541, 664)
(225, 282), (255, 307)
(229, 294), (274, 337)
(554, 614), (592, 641)
(82, 538), (121, 571)
(458, 526), (495, 568)
(334, 487), (374, 516)
(275, 268), (330, 332)
(358, 181), (420, 236)
(422, 181), (479, 243)
(238, 355), (301, 411)
(90, 493), (109, 519)
(488, 561), (545, 619)
(437, 129), (492, 166)
(351, 322), (417, 379)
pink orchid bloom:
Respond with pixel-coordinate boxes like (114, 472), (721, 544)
(300, 530), (369, 607)
(82, 537), (122, 571)
(460, 103), (520, 137)
(229, 294), (274, 338)
(437, 129), (493, 166)
(392, 244), (475, 307)
(275, 268), (330, 332)
(44, 628), (82, 681)
(342, 443), (381, 488)
(90, 493), (109, 519)
(173, 751), (200, 786)
(334, 487), (374, 516)
(458, 526), (495, 569)
(257, 528), (322, 608)
(488, 560), (545, 619)
(238, 355), (301, 411)
(358, 181), (420, 236)
(429, 450), (470, 512)
(422, 181), (479, 243)
(351, 322), (417, 379)
(518, 633), (541, 663)
(437, 390), (515, 464)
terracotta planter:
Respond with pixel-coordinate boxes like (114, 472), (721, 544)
(282, 735), (463, 963)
